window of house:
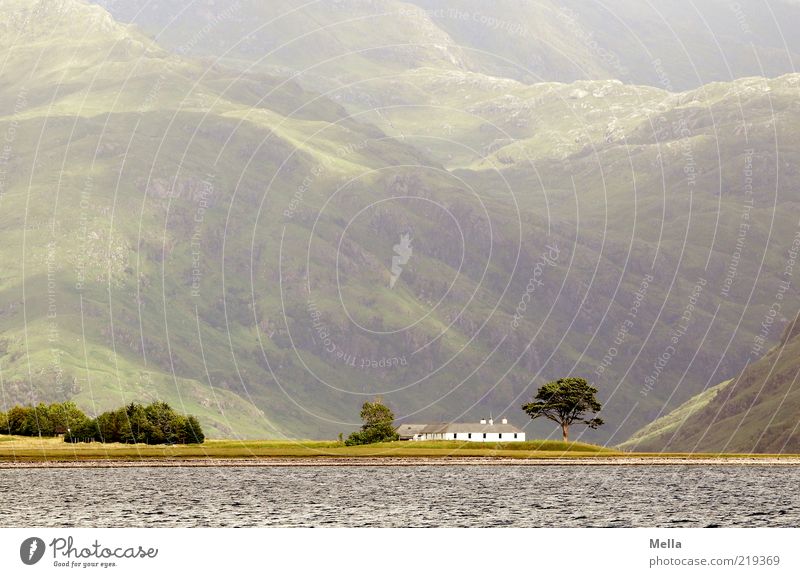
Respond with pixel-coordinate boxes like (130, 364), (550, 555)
(514, 433), (518, 439)
(453, 433), (457, 439)
(499, 433), (502, 439)
(468, 433), (472, 439)
(483, 433), (486, 439)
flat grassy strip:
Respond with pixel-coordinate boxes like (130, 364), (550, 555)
(1, 436), (799, 462)
(0, 437), (612, 461)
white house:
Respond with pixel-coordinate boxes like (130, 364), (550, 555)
(397, 418), (525, 442)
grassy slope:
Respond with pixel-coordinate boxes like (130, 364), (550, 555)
(626, 318), (800, 453)
(618, 379), (731, 450)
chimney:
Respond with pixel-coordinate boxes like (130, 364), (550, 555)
(501, 418), (508, 425)
(480, 418), (487, 425)
(488, 418), (494, 426)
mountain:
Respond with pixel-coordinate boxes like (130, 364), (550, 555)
(2, 0), (800, 444)
(621, 315), (800, 453)
(93, 0), (800, 89)
(0, 0), (414, 437)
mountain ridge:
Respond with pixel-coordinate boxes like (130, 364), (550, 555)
(1, 0), (799, 446)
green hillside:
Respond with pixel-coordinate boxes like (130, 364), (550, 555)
(618, 379), (731, 450)
(620, 317), (800, 453)
(2, 0), (800, 443)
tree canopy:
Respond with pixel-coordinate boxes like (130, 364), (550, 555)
(0, 401), (204, 445)
(345, 399), (399, 446)
(521, 377), (604, 442)
(1, 402), (91, 437)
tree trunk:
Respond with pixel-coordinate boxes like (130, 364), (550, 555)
(561, 423), (569, 442)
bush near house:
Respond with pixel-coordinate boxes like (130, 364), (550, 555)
(345, 400), (399, 446)
(0, 401), (204, 445)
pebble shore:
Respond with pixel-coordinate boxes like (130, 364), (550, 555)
(3, 456), (800, 468)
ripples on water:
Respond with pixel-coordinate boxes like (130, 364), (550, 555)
(0, 465), (798, 527)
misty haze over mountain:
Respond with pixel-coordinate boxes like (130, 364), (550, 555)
(1, 0), (799, 450)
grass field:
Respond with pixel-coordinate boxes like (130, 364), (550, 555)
(1, 436), (798, 462)
(0, 436), (618, 461)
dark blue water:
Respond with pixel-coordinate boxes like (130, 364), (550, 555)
(1, 465), (798, 527)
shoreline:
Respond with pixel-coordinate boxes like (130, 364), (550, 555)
(4, 456), (800, 468)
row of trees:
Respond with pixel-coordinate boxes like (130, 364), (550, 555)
(0, 402), (89, 438)
(346, 377), (604, 445)
(0, 401), (204, 445)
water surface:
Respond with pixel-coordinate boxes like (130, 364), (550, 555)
(1, 465), (797, 527)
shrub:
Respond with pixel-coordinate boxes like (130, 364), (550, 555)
(180, 415), (205, 444)
(64, 418), (100, 444)
(7, 406), (32, 436)
(121, 403), (153, 444)
(345, 400), (399, 446)
(95, 407), (127, 443)
(50, 402), (91, 436)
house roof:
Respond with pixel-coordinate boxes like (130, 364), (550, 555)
(397, 424), (428, 436)
(399, 422), (523, 434)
